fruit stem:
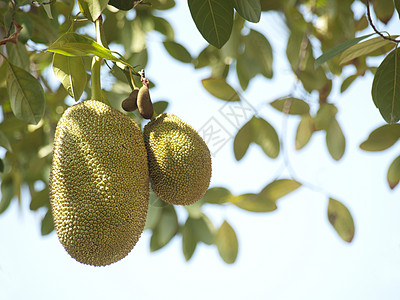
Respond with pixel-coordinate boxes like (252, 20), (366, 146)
(91, 16), (105, 102)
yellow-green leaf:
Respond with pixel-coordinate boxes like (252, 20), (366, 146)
(326, 118), (346, 161)
(233, 119), (252, 160)
(41, 209), (54, 236)
(216, 221), (238, 264)
(150, 205), (178, 251)
(182, 218), (198, 261)
(203, 187), (232, 204)
(77, 0), (108, 22)
(295, 114), (314, 150)
(230, 193), (277, 212)
(163, 41), (192, 63)
(270, 97), (310, 115)
(360, 124), (400, 151)
(387, 155), (400, 189)
(0, 130), (12, 152)
(202, 77), (240, 101)
(189, 214), (215, 245)
(260, 179), (302, 202)
(327, 198), (355, 243)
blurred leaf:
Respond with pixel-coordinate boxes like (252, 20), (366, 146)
(188, 0), (234, 48)
(373, 0), (394, 24)
(151, 0), (175, 10)
(231, 193), (277, 212)
(340, 74), (358, 93)
(339, 36), (397, 65)
(153, 16), (175, 40)
(0, 159), (3, 173)
(150, 205), (178, 251)
(327, 198), (355, 243)
(182, 218), (198, 261)
(360, 124), (400, 151)
(388, 155), (400, 189)
(53, 54), (87, 101)
(163, 41), (192, 63)
(77, 0), (108, 22)
(315, 33), (374, 67)
(0, 130), (12, 152)
(190, 214), (215, 245)
(395, 0), (400, 17)
(216, 221), (238, 264)
(314, 103), (337, 130)
(144, 201), (163, 231)
(202, 77), (240, 101)
(109, 0), (134, 10)
(29, 12), (58, 43)
(295, 114), (314, 150)
(42, 4), (53, 19)
(41, 209), (54, 236)
(260, 179), (302, 202)
(372, 48), (400, 124)
(270, 97), (310, 115)
(7, 62), (45, 125)
(252, 117), (280, 159)
(233, 0), (261, 22)
(30, 187), (49, 211)
(244, 29), (273, 78)
(6, 41), (30, 71)
(326, 119), (346, 161)
(153, 101), (169, 115)
(0, 176), (14, 214)
(203, 187), (232, 204)
(233, 119), (252, 160)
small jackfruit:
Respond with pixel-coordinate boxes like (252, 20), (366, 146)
(137, 85), (154, 119)
(143, 113), (211, 205)
(49, 100), (149, 266)
(122, 88), (139, 112)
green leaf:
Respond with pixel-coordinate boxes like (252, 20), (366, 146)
(231, 193), (277, 212)
(360, 124), (400, 151)
(202, 77), (240, 101)
(244, 29), (273, 78)
(163, 41), (192, 63)
(233, 119), (252, 160)
(52, 54), (87, 101)
(0, 130), (12, 152)
(373, 0), (395, 24)
(295, 114), (314, 150)
(0, 159), (3, 173)
(203, 187), (232, 204)
(216, 221), (238, 264)
(41, 208), (54, 236)
(233, 0), (261, 22)
(188, 0), (234, 49)
(340, 74), (358, 93)
(314, 103), (337, 130)
(189, 214), (215, 245)
(153, 101), (169, 115)
(260, 179), (302, 201)
(182, 218), (198, 261)
(327, 198), (355, 243)
(109, 0), (134, 10)
(30, 187), (49, 211)
(339, 36), (398, 65)
(77, 0), (108, 22)
(150, 205), (179, 252)
(395, 0), (400, 17)
(372, 48), (400, 124)
(387, 155), (400, 189)
(326, 119), (346, 161)
(42, 4), (53, 19)
(0, 176), (14, 214)
(48, 33), (130, 67)
(6, 41), (30, 71)
(270, 97), (310, 115)
(153, 16), (175, 40)
(315, 33), (374, 67)
(7, 62), (45, 125)
(252, 117), (280, 159)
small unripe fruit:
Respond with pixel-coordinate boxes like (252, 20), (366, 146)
(121, 88), (139, 112)
(137, 85), (153, 119)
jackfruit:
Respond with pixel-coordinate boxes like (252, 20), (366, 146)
(122, 88), (139, 112)
(49, 100), (149, 266)
(137, 85), (154, 119)
(143, 113), (211, 205)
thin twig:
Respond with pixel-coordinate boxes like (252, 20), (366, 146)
(366, 0), (399, 43)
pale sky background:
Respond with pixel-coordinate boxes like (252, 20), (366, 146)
(1, 1), (400, 299)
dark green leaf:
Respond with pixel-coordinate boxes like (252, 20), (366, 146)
(270, 97), (310, 115)
(0, 159), (3, 173)
(233, 119), (252, 160)
(0, 130), (12, 152)
(372, 48), (400, 124)
(109, 0), (134, 10)
(150, 205), (179, 252)
(326, 119), (346, 161)
(77, 0), (108, 22)
(188, 0), (234, 48)
(53, 54), (87, 101)
(6, 41), (30, 71)
(163, 41), (192, 63)
(182, 218), (198, 261)
(189, 214), (215, 245)
(340, 74), (358, 93)
(202, 77), (240, 101)
(231, 193), (277, 212)
(315, 33), (374, 67)
(295, 114), (314, 150)
(244, 29), (273, 78)
(216, 221), (238, 264)
(373, 0), (395, 24)
(153, 101), (169, 115)
(41, 209), (54, 236)
(203, 187), (232, 204)
(7, 62), (45, 125)
(327, 198), (355, 243)
(395, 0), (400, 17)
(360, 124), (400, 151)
(339, 36), (398, 65)
(387, 155), (400, 189)
(233, 0), (261, 22)
(30, 187), (49, 211)
(0, 176), (14, 214)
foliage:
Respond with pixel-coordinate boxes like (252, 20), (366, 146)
(0, 0), (398, 264)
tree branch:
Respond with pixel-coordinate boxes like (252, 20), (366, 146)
(366, 0), (399, 43)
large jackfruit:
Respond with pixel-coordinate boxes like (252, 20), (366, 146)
(49, 100), (149, 266)
(143, 113), (211, 205)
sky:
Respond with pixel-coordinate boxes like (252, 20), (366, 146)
(1, 1), (400, 300)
